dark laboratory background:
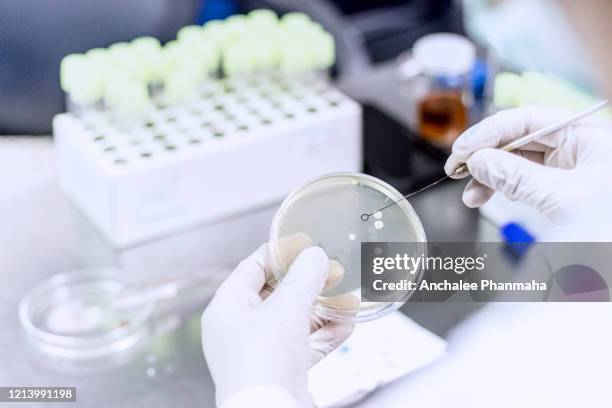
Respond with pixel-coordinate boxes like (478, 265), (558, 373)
(1, 0), (470, 195)
(1, 0), (462, 133)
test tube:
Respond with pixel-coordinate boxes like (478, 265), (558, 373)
(108, 42), (145, 79)
(105, 42), (153, 118)
(161, 40), (207, 104)
(307, 24), (335, 71)
(131, 37), (165, 98)
(202, 21), (227, 77)
(277, 34), (315, 74)
(247, 10), (281, 73)
(493, 72), (523, 109)
(60, 53), (105, 114)
(223, 14), (249, 44)
(248, 9), (278, 26)
(276, 15), (335, 77)
(103, 70), (150, 120)
(202, 20), (226, 44)
(175, 25), (221, 92)
(221, 41), (258, 77)
(280, 12), (312, 32)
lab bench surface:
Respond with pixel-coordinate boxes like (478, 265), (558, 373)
(0, 133), (480, 405)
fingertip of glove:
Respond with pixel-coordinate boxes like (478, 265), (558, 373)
(444, 155), (467, 178)
(465, 148), (497, 179)
(277, 246), (331, 306)
(443, 159), (456, 177)
(302, 245), (328, 262)
(296, 246), (329, 278)
(462, 189), (481, 208)
(462, 178), (495, 208)
(458, 123), (478, 140)
(445, 126), (481, 177)
(324, 260), (345, 292)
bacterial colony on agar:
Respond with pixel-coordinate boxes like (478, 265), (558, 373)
(270, 173), (426, 322)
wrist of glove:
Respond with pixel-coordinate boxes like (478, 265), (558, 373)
(202, 233), (357, 407)
(445, 106), (612, 227)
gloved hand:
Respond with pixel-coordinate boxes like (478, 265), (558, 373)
(445, 106), (612, 225)
(201, 234), (357, 408)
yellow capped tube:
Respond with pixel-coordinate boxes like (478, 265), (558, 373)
(131, 37), (164, 84)
(60, 53), (105, 106)
(222, 41), (257, 76)
(248, 9), (278, 28)
(104, 71), (150, 114)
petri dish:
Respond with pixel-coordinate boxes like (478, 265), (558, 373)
(19, 269), (153, 359)
(269, 172), (427, 322)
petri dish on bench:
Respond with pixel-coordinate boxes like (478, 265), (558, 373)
(19, 269), (153, 359)
(269, 172), (427, 322)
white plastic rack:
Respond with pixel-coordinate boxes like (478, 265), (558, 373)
(54, 73), (362, 247)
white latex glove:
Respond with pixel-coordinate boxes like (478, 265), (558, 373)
(445, 106), (612, 226)
(201, 234), (357, 408)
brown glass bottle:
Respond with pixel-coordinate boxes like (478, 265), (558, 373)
(418, 90), (468, 148)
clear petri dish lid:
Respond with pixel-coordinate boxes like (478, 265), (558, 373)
(19, 268), (153, 359)
(269, 172), (427, 323)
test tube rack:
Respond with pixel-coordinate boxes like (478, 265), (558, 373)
(54, 73), (362, 248)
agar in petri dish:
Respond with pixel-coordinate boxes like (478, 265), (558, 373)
(269, 172), (426, 322)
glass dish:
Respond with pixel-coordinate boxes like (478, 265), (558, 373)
(19, 269), (153, 359)
(269, 172), (427, 322)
